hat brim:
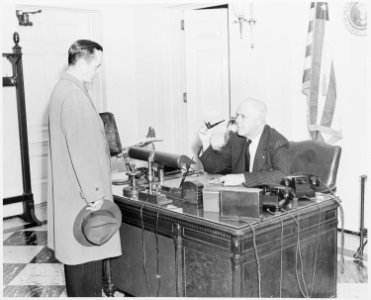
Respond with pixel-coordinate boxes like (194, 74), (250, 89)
(73, 200), (122, 247)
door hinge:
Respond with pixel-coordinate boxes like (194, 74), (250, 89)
(183, 92), (187, 103)
(181, 19), (184, 30)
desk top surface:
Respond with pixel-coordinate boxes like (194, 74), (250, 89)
(112, 173), (337, 231)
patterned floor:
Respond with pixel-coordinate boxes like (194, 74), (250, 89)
(2, 204), (369, 297)
(3, 224), (67, 297)
(2, 205), (125, 297)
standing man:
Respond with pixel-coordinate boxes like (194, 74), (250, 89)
(198, 98), (290, 186)
(47, 40), (121, 297)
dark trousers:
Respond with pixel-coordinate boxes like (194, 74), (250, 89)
(64, 260), (102, 297)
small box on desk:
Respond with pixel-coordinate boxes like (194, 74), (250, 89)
(219, 188), (262, 220)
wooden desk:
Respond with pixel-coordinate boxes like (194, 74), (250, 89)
(111, 174), (338, 297)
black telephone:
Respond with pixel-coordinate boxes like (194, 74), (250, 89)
(254, 184), (295, 212)
(280, 174), (320, 199)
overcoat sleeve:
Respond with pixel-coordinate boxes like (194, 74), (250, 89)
(61, 90), (105, 203)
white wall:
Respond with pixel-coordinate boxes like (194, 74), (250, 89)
(229, 1), (369, 232)
(229, 1), (309, 137)
(331, 2), (369, 233)
(100, 7), (138, 143)
(2, 4), (24, 216)
(101, 7), (186, 154)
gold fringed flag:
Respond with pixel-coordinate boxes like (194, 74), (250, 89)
(302, 2), (342, 144)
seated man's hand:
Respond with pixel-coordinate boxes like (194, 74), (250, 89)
(198, 123), (213, 151)
(219, 174), (245, 186)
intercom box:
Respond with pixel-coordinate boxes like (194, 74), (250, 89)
(160, 180), (204, 207)
(182, 181), (204, 206)
(219, 188), (262, 220)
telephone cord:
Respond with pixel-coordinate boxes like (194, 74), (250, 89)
(155, 209), (161, 297)
(282, 208), (309, 297)
(140, 204), (153, 296)
(266, 209), (285, 298)
(317, 178), (345, 273)
(270, 208), (319, 298)
(295, 211), (309, 298)
(309, 205), (321, 297)
(278, 215), (284, 298)
(247, 222), (261, 298)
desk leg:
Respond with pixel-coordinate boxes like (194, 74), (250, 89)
(173, 223), (184, 297)
(102, 259), (115, 297)
(231, 237), (242, 297)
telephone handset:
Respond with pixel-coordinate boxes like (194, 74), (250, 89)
(280, 174), (320, 199)
(254, 183), (295, 212)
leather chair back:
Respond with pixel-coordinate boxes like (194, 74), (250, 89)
(99, 112), (122, 156)
(288, 140), (341, 190)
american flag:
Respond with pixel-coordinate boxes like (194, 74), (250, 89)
(302, 2), (342, 144)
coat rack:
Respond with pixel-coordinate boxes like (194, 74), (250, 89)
(2, 32), (41, 226)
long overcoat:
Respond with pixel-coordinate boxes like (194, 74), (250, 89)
(47, 72), (121, 265)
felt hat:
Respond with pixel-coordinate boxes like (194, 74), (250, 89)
(73, 200), (122, 246)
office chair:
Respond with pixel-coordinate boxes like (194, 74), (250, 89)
(99, 112), (129, 184)
(100, 112), (123, 156)
(288, 140), (342, 192)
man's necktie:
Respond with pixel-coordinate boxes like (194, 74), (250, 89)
(245, 139), (252, 172)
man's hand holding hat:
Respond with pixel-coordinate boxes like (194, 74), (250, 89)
(86, 199), (104, 211)
(74, 199), (122, 246)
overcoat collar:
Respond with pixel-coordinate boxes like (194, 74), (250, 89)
(61, 72), (105, 136)
(61, 72), (90, 99)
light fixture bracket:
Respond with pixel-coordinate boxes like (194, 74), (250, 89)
(16, 10), (42, 26)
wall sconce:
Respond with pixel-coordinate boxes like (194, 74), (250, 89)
(231, 3), (256, 48)
(16, 10), (42, 26)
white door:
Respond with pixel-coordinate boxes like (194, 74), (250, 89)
(184, 8), (230, 166)
(2, 7), (102, 217)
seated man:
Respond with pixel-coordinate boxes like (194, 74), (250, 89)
(198, 98), (290, 186)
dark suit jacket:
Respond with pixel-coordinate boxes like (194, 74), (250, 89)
(199, 124), (290, 186)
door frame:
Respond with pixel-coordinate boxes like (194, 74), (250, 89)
(178, 6), (231, 158)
